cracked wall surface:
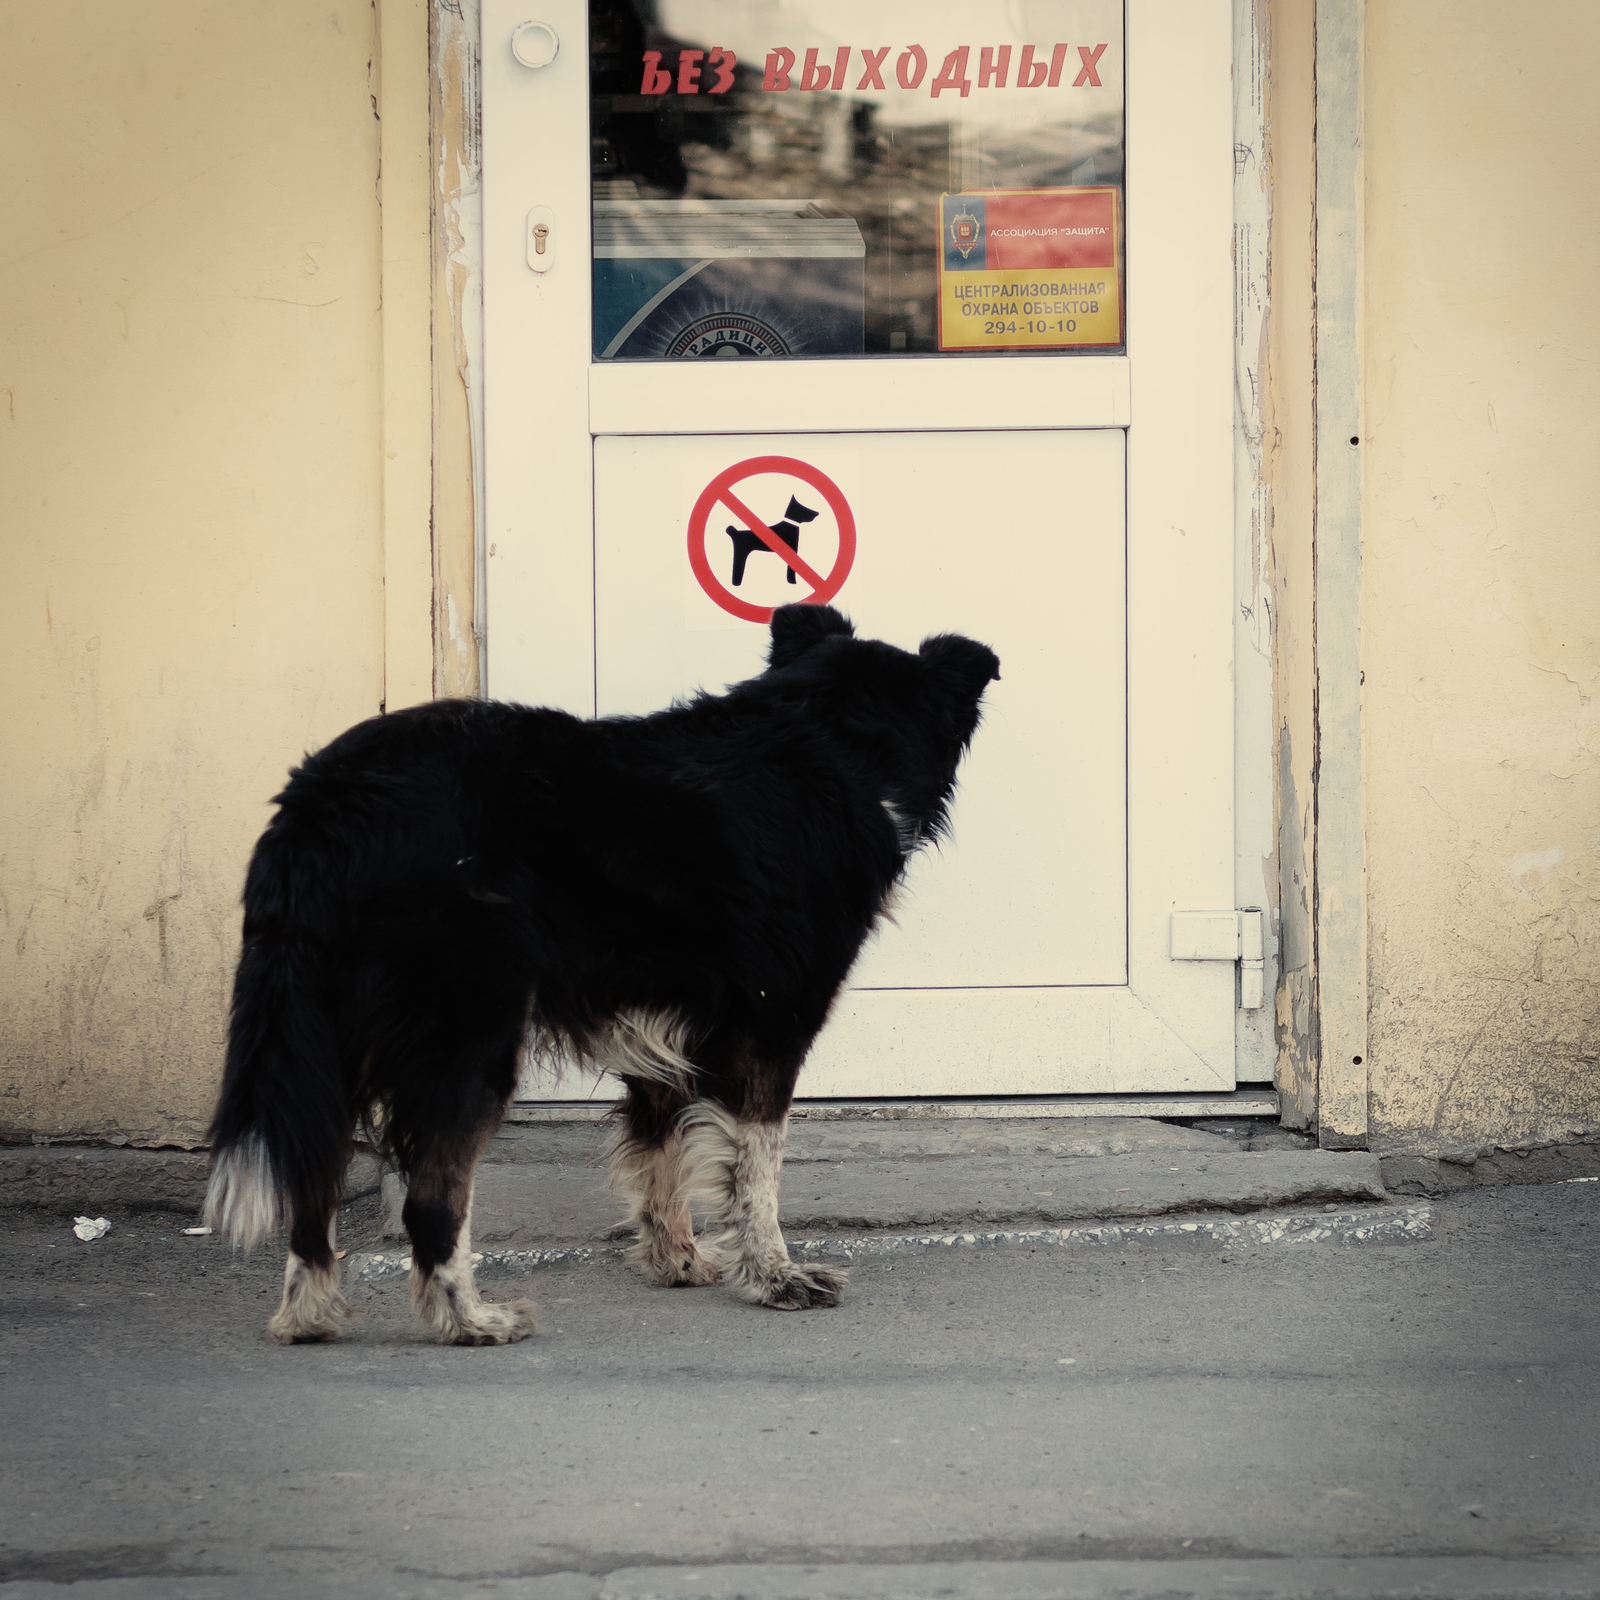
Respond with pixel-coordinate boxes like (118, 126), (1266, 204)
(0, 4), (387, 1145)
(1361, 1), (1600, 1153)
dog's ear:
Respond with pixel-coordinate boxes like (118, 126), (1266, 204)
(918, 633), (1002, 698)
(768, 604), (855, 669)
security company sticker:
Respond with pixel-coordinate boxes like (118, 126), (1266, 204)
(937, 187), (1121, 352)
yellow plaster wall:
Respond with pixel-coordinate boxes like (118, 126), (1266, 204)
(1, 4), (388, 1145)
(1362, 1), (1600, 1152)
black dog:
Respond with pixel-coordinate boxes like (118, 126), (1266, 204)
(204, 604), (999, 1345)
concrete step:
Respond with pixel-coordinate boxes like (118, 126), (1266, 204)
(479, 1112), (1303, 1165)
(383, 1118), (1386, 1246)
(769, 1146), (1386, 1232)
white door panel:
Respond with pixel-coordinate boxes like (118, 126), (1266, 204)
(806, 986), (1230, 1098)
(594, 429), (1127, 992)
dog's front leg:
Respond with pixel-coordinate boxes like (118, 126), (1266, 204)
(684, 1104), (847, 1310)
(610, 1125), (723, 1288)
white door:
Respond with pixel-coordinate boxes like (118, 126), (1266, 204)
(483, 0), (1237, 1097)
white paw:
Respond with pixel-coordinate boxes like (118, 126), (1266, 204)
(752, 1262), (848, 1310)
(267, 1297), (354, 1345)
(444, 1297), (539, 1346)
(630, 1234), (723, 1287)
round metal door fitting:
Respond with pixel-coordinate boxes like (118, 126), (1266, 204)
(510, 21), (559, 68)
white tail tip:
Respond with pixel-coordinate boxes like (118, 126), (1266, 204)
(203, 1133), (282, 1250)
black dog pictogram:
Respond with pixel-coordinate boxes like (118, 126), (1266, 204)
(726, 496), (820, 586)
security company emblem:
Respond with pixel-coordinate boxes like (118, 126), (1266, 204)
(949, 206), (982, 260)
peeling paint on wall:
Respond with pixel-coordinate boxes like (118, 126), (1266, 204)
(1506, 844), (1564, 900)
(1232, 0), (1279, 1085)
(431, 0), (486, 699)
(1263, 0), (1318, 1128)
(1275, 723), (1317, 1119)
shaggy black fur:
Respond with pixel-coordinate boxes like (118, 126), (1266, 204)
(205, 604), (999, 1308)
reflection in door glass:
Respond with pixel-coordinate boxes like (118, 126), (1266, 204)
(591, 1), (1125, 361)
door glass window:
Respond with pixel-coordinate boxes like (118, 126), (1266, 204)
(590, 1), (1125, 361)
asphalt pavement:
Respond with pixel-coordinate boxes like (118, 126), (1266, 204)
(2, 1177), (1597, 1599)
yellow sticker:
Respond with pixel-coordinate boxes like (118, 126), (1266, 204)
(938, 187), (1122, 351)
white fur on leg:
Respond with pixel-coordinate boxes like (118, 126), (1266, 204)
(267, 1216), (351, 1344)
(410, 1192), (538, 1346)
(594, 1009), (699, 1094)
(609, 1128), (722, 1287)
(681, 1103), (848, 1310)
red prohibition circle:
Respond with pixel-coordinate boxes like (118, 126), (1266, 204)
(687, 455), (857, 623)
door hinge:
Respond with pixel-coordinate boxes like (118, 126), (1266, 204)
(1169, 910), (1265, 1010)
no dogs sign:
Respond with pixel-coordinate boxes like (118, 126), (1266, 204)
(687, 456), (857, 624)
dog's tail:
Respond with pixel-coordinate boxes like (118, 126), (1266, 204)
(203, 826), (353, 1254)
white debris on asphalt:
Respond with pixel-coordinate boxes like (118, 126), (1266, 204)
(347, 1204), (1438, 1286)
(72, 1216), (111, 1242)
(182, 1225), (212, 1235)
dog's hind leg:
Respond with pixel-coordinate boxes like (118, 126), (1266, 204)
(682, 1103), (847, 1311)
(269, 1208), (352, 1345)
(407, 1183), (537, 1347)
(403, 1127), (538, 1347)
(610, 1101), (722, 1288)
(368, 920), (539, 1346)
